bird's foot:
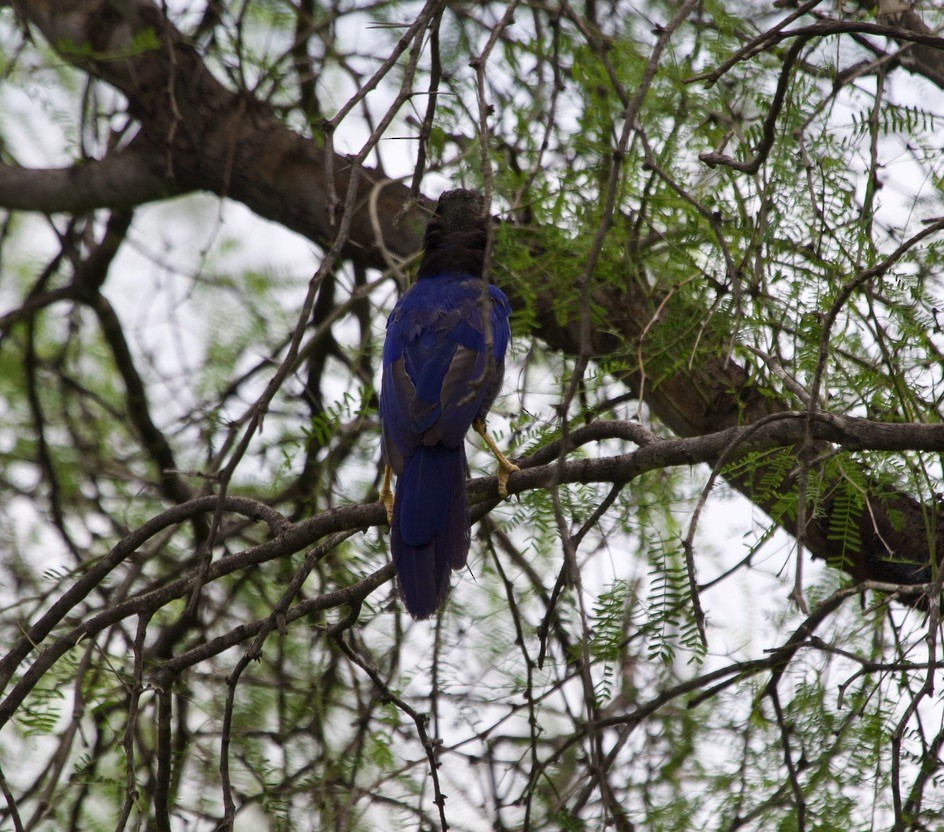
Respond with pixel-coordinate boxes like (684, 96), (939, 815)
(474, 420), (519, 498)
(497, 457), (521, 499)
(380, 465), (394, 524)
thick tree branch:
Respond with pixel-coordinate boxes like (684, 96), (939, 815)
(16, 0), (430, 269)
(868, 0), (944, 89)
(0, 145), (181, 214)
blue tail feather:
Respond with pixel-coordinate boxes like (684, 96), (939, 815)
(391, 445), (470, 619)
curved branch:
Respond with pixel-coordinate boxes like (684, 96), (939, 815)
(16, 0), (430, 269)
(699, 37), (809, 173)
(2, 411), (941, 724)
(687, 18), (944, 87)
(865, 0), (944, 89)
(0, 494), (284, 696)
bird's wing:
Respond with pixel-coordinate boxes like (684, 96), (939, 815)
(380, 280), (511, 467)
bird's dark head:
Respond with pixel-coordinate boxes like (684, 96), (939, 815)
(417, 189), (489, 280)
(431, 189), (486, 234)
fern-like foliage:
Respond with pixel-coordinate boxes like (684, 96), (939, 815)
(643, 542), (707, 667)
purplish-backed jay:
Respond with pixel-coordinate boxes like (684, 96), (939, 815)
(379, 189), (518, 619)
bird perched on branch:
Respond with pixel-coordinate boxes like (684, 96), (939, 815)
(379, 189), (518, 619)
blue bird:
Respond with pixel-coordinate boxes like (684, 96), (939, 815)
(379, 189), (518, 619)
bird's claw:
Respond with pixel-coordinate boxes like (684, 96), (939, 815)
(475, 421), (519, 498)
(497, 459), (520, 498)
(380, 465), (394, 524)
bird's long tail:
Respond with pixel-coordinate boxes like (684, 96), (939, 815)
(391, 445), (470, 619)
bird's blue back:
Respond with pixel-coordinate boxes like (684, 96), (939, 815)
(380, 268), (511, 618)
(382, 273), (510, 459)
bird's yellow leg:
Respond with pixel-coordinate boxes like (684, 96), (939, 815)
(380, 465), (394, 524)
(473, 420), (520, 498)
